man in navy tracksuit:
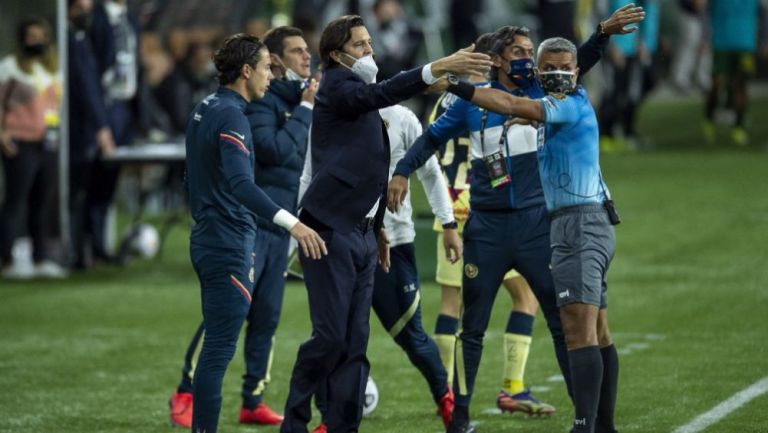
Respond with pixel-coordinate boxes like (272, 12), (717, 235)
(169, 27), (317, 428)
(183, 34), (325, 433)
(280, 15), (492, 433)
(389, 6), (644, 433)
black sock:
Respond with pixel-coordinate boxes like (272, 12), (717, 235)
(569, 346), (603, 433)
(596, 345), (619, 433)
(453, 404), (469, 422)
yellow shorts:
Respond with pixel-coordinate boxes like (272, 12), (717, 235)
(435, 232), (520, 287)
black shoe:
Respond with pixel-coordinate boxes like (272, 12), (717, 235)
(446, 418), (475, 433)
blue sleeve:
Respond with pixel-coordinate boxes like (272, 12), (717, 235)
(247, 100), (311, 166)
(540, 94), (581, 125)
(576, 30), (609, 76)
(218, 110), (281, 220)
(393, 98), (469, 178)
(327, 67), (427, 115)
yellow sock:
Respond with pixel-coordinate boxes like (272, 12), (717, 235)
(435, 334), (456, 385)
(503, 333), (532, 394)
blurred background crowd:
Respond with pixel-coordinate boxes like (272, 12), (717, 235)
(0, 0), (766, 280)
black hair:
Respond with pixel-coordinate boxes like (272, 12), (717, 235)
(213, 33), (266, 85)
(263, 26), (304, 58)
(319, 15), (365, 68)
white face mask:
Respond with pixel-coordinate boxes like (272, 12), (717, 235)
(341, 52), (378, 84)
(275, 56), (306, 83)
(285, 67), (304, 82)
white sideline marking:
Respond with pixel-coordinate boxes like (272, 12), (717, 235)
(547, 374), (565, 383)
(672, 376), (768, 433)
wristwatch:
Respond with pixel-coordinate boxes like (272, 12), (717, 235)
(442, 221), (458, 230)
(597, 21), (608, 38)
(446, 73), (460, 85)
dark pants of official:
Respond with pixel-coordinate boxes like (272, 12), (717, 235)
(177, 229), (289, 408)
(190, 239), (255, 433)
(86, 100), (133, 257)
(371, 243), (448, 402)
(0, 141), (57, 264)
(456, 206), (571, 407)
(315, 242), (449, 420)
(282, 212), (376, 433)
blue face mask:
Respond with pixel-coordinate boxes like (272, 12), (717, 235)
(506, 58), (536, 88)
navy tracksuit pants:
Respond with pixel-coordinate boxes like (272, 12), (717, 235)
(371, 243), (448, 403)
(189, 239), (255, 433)
(456, 206), (572, 406)
(179, 228), (290, 409)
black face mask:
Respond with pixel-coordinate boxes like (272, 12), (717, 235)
(538, 70), (577, 95)
(22, 43), (48, 57)
(71, 13), (93, 31)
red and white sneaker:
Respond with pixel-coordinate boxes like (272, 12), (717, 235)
(239, 402), (284, 425)
(438, 387), (455, 427)
(169, 391), (193, 428)
(311, 423), (327, 433)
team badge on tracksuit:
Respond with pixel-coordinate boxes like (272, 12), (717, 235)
(464, 263), (479, 278)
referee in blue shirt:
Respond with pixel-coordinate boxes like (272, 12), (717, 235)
(443, 37), (621, 433)
(184, 34), (326, 433)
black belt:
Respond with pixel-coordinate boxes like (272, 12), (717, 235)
(549, 203), (605, 221)
(357, 217), (375, 232)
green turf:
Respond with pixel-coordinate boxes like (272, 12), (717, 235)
(1, 99), (767, 433)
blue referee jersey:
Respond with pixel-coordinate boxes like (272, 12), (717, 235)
(537, 86), (610, 212)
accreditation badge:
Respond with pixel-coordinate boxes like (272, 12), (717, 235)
(483, 151), (510, 188)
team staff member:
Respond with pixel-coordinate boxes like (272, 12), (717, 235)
(168, 27), (317, 428)
(389, 6), (643, 433)
(281, 14), (491, 433)
(427, 32), (554, 417)
(299, 104), (462, 432)
(446, 36), (621, 433)
(184, 33), (325, 433)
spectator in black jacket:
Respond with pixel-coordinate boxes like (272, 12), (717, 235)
(67, 0), (115, 269)
(87, 0), (141, 261)
(370, 0), (423, 81)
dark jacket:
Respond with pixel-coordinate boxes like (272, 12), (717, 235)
(300, 66), (427, 234)
(245, 79), (312, 235)
(68, 28), (108, 162)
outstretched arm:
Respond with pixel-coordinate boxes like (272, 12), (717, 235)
(447, 83), (544, 121)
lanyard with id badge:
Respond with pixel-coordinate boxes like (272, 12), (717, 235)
(479, 110), (511, 188)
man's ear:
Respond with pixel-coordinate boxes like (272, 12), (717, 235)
(241, 63), (251, 80)
(329, 50), (342, 65)
(491, 54), (504, 70)
(269, 52), (282, 67)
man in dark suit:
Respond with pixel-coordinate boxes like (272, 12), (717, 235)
(280, 14), (492, 433)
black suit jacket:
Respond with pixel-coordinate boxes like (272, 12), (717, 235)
(300, 65), (428, 234)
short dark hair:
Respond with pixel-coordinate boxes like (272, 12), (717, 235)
(474, 32), (495, 55)
(489, 26), (531, 55)
(263, 26), (304, 58)
(319, 15), (365, 68)
(213, 33), (266, 85)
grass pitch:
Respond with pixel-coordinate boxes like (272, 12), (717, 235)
(1, 98), (767, 433)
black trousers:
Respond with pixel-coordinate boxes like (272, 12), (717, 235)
(0, 141), (57, 264)
(282, 211), (377, 433)
(86, 100), (133, 256)
(69, 157), (94, 267)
